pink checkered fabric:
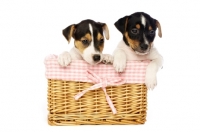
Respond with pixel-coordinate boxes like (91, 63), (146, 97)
(44, 54), (150, 83)
(44, 54), (150, 114)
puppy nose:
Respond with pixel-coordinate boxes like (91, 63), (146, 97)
(140, 43), (148, 50)
(93, 54), (101, 61)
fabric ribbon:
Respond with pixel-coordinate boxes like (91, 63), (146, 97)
(74, 70), (126, 114)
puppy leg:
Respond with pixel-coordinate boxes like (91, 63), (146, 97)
(57, 51), (72, 67)
(145, 61), (158, 90)
(57, 47), (83, 67)
(145, 48), (163, 90)
(113, 49), (127, 72)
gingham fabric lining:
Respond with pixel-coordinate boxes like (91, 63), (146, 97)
(44, 54), (150, 83)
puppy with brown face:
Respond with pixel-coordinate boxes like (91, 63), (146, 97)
(58, 19), (111, 66)
(113, 12), (163, 90)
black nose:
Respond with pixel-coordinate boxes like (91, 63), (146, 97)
(140, 43), (148, 50)
(93, 54), (101, 61)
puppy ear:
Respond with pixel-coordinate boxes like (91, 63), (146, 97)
(155, 20), (162, 38)
(98, 23), (110, 40)
(114, 16), (128, 34)
(62, 24), (76, 44)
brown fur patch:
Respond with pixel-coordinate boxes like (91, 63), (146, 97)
(124, 32), (139, 50)
(74, 33), (92, 53)
(102, 24), (109, 40)
(97, 33), (104, 52)
(99, 45), (104, 52)
(97, 33), (103, 41)
(124, 18), (128, 33)
(67, 25), (75, 44)
(149, 26), (152, 30)
(83, 33), (92, 41)
(156, 21), (162, 38)
(136, 24), (140, 29)
(74, 40), (85, 53)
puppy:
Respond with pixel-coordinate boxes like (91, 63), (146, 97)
(58, 19), (112, 66)
(113, 12), (163, 90)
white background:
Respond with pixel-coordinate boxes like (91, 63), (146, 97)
(0, 0), (200, 131)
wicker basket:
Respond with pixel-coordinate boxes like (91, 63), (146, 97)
(45, 55), (149, 125)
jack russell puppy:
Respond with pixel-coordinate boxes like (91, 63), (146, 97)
(58, 19), (112, 66)
(113, 12), (163, 90)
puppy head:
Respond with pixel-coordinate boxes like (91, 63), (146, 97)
(63, 19), (109, 64)
(115, 12), (162, 55)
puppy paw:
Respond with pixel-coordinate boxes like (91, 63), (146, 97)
(113, 58), (126, 72)
(145, 72), (157, 90)
(102, 54), (113, 64)
(57, 51), (72, 67)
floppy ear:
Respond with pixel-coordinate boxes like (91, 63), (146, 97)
(155, 20), (162, 38)
(62, 24), (76, 44)
(114, 16), (129, 34)
(98, 22), (110, 40)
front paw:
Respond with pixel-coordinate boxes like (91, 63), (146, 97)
(57, 51), (72, 67)
(145, 72), (157, 90)
(113, 58), (126, 72)
(102, 54), (113, 64)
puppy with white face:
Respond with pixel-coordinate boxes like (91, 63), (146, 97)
(113, 12), (163, 90)
(58, 19), (111, 66)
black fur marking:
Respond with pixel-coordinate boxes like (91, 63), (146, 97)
(114, 16), (129, 34)
(93, 23), (104, 52)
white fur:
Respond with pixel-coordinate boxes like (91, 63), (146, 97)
(143, 33), (149, 45)
(141, 15), (146, 27)
(57, 51), (72, 66)
(58, 23), (113, 66)
(57, 47), (81, 67)
(113, 40), (163, 90)
(89, 24), (93, 36)
(113, 49), (126, 72)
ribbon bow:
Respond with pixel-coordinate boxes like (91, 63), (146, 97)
(74, 70), (126, 114)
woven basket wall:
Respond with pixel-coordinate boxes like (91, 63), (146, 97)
(47, 79), (147, 125)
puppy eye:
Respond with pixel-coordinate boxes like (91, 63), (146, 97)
(82, 39), (89, 45)
(100, 38), (104, 43)
(131, 28), (139, 35)
(149, 30), (155, 35)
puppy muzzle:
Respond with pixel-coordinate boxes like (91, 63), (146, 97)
(133, 44), (151, 55)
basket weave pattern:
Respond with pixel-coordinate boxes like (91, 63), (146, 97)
(48, 80), (147, 125)
(45, 55), (149, 125)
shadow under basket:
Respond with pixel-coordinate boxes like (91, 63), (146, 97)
(47, 79), (147, 125)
